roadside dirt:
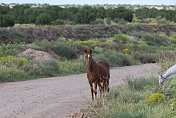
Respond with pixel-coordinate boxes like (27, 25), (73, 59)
(0, 63), (159, 118)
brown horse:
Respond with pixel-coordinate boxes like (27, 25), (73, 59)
(96, 60), (110, 93)
(84, 49), (110, 101)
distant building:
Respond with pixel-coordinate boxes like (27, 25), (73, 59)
(9, 4), (16, 9)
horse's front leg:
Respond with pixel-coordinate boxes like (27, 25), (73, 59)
(89, 82), (94, 101)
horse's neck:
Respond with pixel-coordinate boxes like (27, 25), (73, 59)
(89, 60), (97, 72)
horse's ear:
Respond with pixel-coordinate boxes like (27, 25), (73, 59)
(84, 50), (87, 53)
(90, 49), (92, 53)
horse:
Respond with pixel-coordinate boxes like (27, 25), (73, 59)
(96, 60), (110, 93)
(84, 49), (110, 101)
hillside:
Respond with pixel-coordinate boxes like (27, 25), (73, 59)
(1, 25), (176, 43)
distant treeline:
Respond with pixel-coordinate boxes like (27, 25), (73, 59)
(135, 7), (176, 21)
(0, 5), (176, 27)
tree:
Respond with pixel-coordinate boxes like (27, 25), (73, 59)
(96, 7), (106, 19)
(106, 7), (133, 22)
(53, 19), (64, 25)
(0, 15), (15, 27)
(35, 13), (51, 25)
(10, 5), (30, 24)
(0, 6), (10, 14)
(76, 6), (96, 24)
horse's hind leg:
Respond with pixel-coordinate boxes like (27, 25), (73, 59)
(89, 82), (94, 101)
(107, 78), (110, 92)
(94, 82), (97, 101)
(98, 82), (102, 97)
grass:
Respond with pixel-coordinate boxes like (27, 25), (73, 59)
(0, 59), (87, 83)
(83, 77), (174, 118)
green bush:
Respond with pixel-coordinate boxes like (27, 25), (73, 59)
(0, 67), (30, 82)
(137, 41), (149, 50)
(58, 60), (86, 75)
(106, 18), (111, 25)
(90, 18), (104, 25)
(93, 53), (131, 66)
(0, 43), (26, 56)
(123, 48), (131, 54)
(54, 19), (64, 25)
(132, 52), (157, 63)
(114, 34), (130, 44)
(108, 53), (131, 66)
(142, 53), (157, 63)
(22, 60), (59, 77)
(31, 39), (53, 51)
(35, 13), (51, 25)
(126, 77), (158, 91)
(0, 56), (28, 67)
(141, 33), (170, 47)
(53, 42), (77, 59)
(39, 61), (60, 76)
(93, 53), (110, 64)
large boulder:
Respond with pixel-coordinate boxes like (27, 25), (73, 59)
(17, 48), (59, 62)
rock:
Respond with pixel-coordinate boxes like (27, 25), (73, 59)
(17, 48), (59, 62)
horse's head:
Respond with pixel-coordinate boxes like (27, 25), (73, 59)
(159, 75), (164, 85)
(159, 75), (167, 85)
(84, 49), (93, 68)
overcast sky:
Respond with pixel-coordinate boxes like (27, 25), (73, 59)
(1, 0), (176, 5)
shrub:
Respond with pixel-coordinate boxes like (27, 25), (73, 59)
(132, 51), (144, 62)
(94, 53), (131, 66)
(145, 92), (166, 104)
(72, 41), (88, 53)
(31, 39), (53, 51)
(108, 53), (131, 66)
(58, 60), (86, 75)
(0, 67), (30, 82)
(53, 42), (77, 59)
(93, 53), (109, 64)
(78, 40), (100, 48)
(94, 47), (104, 53)
(106, 18), (111, 25)
(90, 18), (104, 25)
(171, 34), (176, 40)
(21, 60), (59, 77)
(0, 56), (28, 67)
(126, 77), (158, 91)
(114, 34), (130, 44)
(35, 13), (51, 25)
(132, 52), (157, 63)
(123, 48), (131, 54)
(0, 43), (26, 56)
(54, 19), (64, 25)
(137, 41), (149, 50)
(142, 53), (157, 63)
(141, 33), (171, 47)
(21, 60), (44, 77)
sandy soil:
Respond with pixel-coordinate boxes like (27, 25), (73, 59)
(0, 63), (159, 118)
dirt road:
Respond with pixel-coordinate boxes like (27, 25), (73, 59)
(0, 64), (159, 118)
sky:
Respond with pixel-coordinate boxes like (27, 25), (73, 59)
(1, 0), (176, 5)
